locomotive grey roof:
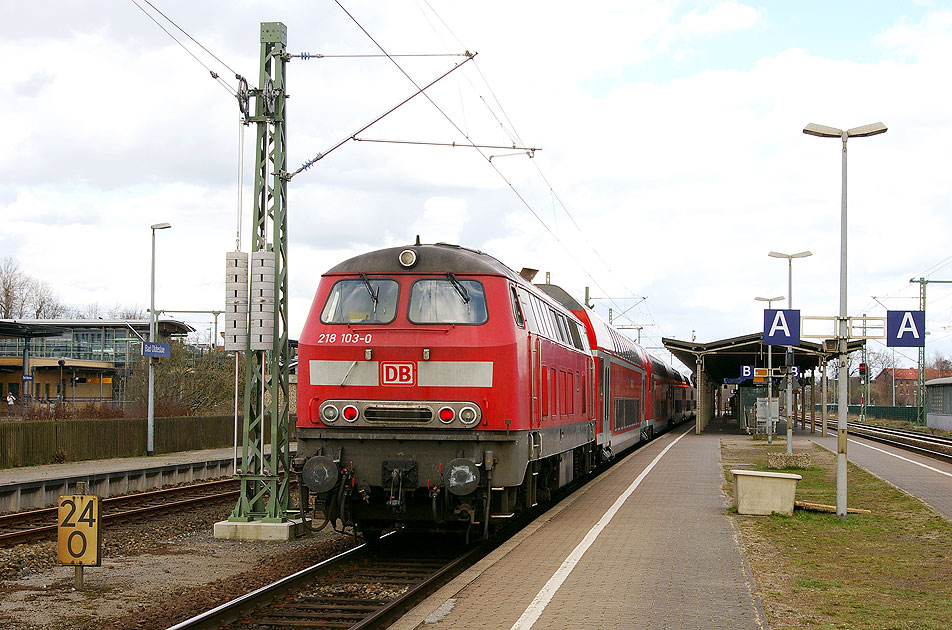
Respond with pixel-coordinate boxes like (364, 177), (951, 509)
(325, 243), (524, 283)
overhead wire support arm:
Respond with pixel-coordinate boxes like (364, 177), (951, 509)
(291, 51), (472, 60)
(353, 137), (540, 155)
(285, 53), (477, 180)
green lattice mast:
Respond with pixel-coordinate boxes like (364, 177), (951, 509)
(229, 22), (292, 523)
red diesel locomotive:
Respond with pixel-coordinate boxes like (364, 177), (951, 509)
(296, 243), (694, 538)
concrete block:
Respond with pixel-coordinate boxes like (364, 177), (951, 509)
(213, 518), (310, 541)
(731, 469), (801, 516)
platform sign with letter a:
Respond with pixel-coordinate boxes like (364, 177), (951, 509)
(57, 495), (101, 566)
(886, 310), (925, 347)
(763, 309), (800, 346)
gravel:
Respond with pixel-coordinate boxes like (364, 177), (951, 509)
(0, 498), (357, 630)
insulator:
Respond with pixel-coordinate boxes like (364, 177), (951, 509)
(250, 251), (275, 350)
(224, 252), (249, 351)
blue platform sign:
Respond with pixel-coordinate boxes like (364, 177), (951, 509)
(142, 342), (171, 358)
(886, 310), (925, 347)
(763, 309), (800, 346)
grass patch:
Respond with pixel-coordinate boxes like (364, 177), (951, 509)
(722, 439), (952, 630)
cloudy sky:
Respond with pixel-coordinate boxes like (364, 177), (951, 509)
(2, 1), (951, 372)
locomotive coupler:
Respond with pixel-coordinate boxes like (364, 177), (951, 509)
(382, 460), (417, 514)
(386, 467), (407, 513)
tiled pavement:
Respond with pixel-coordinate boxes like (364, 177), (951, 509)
(392, 427), (769, 630)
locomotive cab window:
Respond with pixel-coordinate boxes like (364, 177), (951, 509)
(408, 276), (488, 325)
(510, 286), (525, 328)
(320, 277), (399, 324)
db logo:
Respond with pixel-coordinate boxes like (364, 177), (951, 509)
(381, 362), (416, 386)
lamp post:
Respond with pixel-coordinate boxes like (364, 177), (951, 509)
(804, 121), (887, 517)
(768, 250), (812, 454)
(756, 295), (785, 444)
(148, 222), (171, 456)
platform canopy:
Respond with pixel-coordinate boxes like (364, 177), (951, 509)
(662, 332), (866, 383)
(0, 321), (67, 340)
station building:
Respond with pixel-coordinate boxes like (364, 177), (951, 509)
(0, 319), (193, 405)
(926, 377), (952, 431)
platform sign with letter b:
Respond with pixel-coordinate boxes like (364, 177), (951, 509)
(57, 495), (101, 566)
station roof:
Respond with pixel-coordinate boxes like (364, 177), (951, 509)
(662, 332), (866, 383)
(1, 319), (194, 338)
(0, 321), (68, 339)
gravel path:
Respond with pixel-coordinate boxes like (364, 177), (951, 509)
(0, 498), (356, 630)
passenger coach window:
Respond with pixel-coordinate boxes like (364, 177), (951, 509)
(320, 277), (399, 324)
(408, 277), (488, 324)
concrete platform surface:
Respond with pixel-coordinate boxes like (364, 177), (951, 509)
(392, 427), (768, 630)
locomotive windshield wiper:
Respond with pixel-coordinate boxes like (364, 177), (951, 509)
(447, 272), (470, 304)
(359, 272), (379, 313)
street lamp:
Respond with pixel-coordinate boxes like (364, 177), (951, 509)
(148, 222), (171, 456)
(756, 295), (785, 444)
(768, 250), (812, 454)
(803, 121), (887, 517)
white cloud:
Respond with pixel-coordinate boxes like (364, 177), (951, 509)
(676, 2), (764, 38)
(2, 1), (951, 365)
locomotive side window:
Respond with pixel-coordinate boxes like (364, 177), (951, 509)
(408, 278), (488, 324)
(510, 286), (525, 328)
(320, 278), (399, 324)
(516, 289), (538, 332)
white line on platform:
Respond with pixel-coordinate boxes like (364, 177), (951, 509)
(848, 439), (952, 479)
(509, 426), (693, 630)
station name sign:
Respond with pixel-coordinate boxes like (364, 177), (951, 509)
(142, 342), (171, 358)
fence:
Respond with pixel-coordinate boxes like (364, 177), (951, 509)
(0, 415), (285, 468)
(814, 404), (920, 423)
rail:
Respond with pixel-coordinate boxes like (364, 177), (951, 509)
(0, 479), (239, 546)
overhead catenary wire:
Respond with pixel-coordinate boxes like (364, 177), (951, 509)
(334, 1), (632, 312)
(128, 0), (238, 96)
(413, 0), (658, 333)
(334, 0), (662, 340)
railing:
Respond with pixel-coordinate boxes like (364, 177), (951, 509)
(813, 404), (921, 423)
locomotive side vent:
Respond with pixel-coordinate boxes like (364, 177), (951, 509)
(364, 406), (433, 423)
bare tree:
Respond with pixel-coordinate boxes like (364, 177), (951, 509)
(0, 257), (28, 318)
(929, 353), (952, 377)
(109, 305), (146, 319)
(26, 278), (65, 318)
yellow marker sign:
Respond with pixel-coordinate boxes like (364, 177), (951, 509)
(57, 495), (101, 566)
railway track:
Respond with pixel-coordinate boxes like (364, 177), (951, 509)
(0, 478), (240, 547)
(168, 531), (483, 630)
(825, 420), (952, 463)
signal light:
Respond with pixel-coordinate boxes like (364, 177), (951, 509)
(438, 407), (455, 423)
(342, 405), (359, 422)
(321, 405), (339, 422)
